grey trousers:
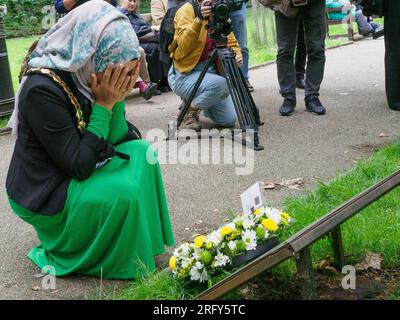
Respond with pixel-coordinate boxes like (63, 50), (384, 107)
(275, 0), (326, 101)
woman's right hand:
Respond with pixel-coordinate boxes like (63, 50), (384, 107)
(91, 64), (133, 110)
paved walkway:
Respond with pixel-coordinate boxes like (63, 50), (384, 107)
(1, 38), (399, 299)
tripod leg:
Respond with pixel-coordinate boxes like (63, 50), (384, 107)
(176, 49), (218, 128)
(217, 49), (264, 151)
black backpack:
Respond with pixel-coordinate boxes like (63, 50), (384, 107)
(159, 0), (198, 64)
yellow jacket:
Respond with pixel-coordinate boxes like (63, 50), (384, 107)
(168, 2), (242, 74)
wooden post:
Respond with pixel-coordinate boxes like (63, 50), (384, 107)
(295, 247), (318, 300)
(330, 227), (345, 269)
(260, 6), (269, 47)
(251, 0), (261, 45)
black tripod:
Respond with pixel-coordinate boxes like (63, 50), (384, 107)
(169, 38), (265, 151)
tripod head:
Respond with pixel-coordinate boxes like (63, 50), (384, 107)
(205, 0), (243, 48)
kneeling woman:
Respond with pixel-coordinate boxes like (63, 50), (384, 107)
(6, 0), (174, 279)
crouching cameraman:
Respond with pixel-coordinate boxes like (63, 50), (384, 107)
(168, 0), (243, 131)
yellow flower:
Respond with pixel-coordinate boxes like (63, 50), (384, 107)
(194, 235), (206, 249)
(262, 218), (279, 232)
(169, 255), (177, 270)
(220, 226), (234, 237)
(281, 212), (291, 220)
(254, 208), (261, 215)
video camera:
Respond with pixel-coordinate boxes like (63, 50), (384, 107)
(206, 0), (244, 45)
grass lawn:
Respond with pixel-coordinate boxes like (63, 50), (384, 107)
(115, 138), (400, 300)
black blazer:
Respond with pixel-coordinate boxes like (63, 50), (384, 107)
(6, 70), (135, 215)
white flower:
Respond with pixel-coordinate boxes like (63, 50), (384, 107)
(242, 215), (256, 230)
(206, 231), (222, 247)
(192, 248), (203, 261)
(181, 257), (193, 269)
(241, 229), (257, 251)
(265, 207), (282, 225)
(214, 252), (230, 268)
(225, 222), (236, 231)
(178, 243), (191, 256)
(228, 240), (237, 251)
(263, 229), (270, 240)
(190, 261), (208, 283)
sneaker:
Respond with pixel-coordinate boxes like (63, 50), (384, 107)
(245, 79), (254, 92)
(305, 96), (326, 115)
(141, 82), (158, 100)
(182, 109), (201, 131)
(279, 98), (296, 116)
(296, 78), (305, 90)
(372, 26), (384, 39)
(158, 85), (170, 93)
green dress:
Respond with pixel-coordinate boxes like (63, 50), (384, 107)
(8, 101), (175, 279)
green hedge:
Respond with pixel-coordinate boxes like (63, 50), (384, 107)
(0, 0), (152, 38)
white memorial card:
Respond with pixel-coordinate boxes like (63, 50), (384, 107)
(240, 182), (264, 215)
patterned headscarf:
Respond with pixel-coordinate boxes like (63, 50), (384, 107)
(8, 0), (140, 136)
(29, 0), (140, 102)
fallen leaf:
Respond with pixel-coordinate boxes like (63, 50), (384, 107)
(283, 178), (305, 190)
(355, 252), (382, 271)
(239, 287), (250, 297)
(379, 133), (389, 138)
(33, 273), (45, 278)
(264, 182), (276, 190)
(51, 290), (59, 294)
(32, 286), (41, 291)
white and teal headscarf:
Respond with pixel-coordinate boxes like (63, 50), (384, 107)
(8, 0), (140, 135)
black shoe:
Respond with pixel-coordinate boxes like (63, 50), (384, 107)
(279, 98), (296, 116)
(296, 78), (305, 90)
(372, 26), (384, 39)
(141, 82), (158, 101)
(153, 89), (162, 96)
(158, 83), (171, 93)
(245, 79), (255, 92)
(305, 97), (326, 115)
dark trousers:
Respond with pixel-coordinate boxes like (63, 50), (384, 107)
(140, 42), (167, 84)
(295, 15), (307, 81)
(275, 0), (326, 100)
(384, 0), (400, 110)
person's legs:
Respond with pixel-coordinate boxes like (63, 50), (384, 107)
(168, 63), (236, 128)
(355, 9), (374, 36)
(141, 43), (163, 83)
(275, 11), (299, 101)
(230, 3), (250, 88)
(275, 10), (299, 115)
(301, 0), (326, 115)
(295, 13), (307, 88)
(384, 0), (400, 110)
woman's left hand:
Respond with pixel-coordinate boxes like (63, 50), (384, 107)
(117, 62), (141, 102)
(236, 54), (243, 68)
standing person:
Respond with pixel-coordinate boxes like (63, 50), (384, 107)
(295, 15), (307, 89)
(6, 0), (174, 279)
(275, 1), (327, 116)
(229, 1), (253, 92)
(382, 0), (400, 110)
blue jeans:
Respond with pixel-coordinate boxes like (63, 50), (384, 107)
(168, 63), (237, 127)
(230, 3), (249, 80)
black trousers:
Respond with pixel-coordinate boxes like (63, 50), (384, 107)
(295, 15), (307, 81)
(140, 42), (168, 84)
(275, 0), (326, 100)
(383, 0), (400, 110)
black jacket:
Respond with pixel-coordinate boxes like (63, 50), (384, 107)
(6, 70), (134, 215)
